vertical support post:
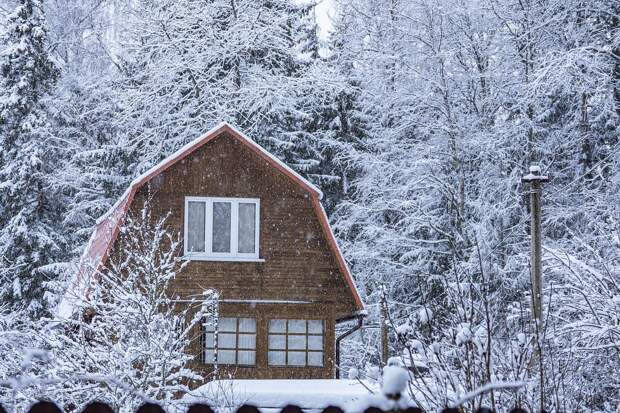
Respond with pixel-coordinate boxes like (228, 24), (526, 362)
(380, 286), (389, 366)
(522, 165), (549, 322)
(522, 165), (549, 412)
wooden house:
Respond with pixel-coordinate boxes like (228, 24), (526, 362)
(61, 122), (364, 380)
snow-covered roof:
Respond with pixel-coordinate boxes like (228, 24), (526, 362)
(58, 122), (363, 318)
(182, 379), (377, 412)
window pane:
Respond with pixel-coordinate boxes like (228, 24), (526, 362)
(213, 202), (231, 253)
(187, 201), (205, 252)
(205, 333), (215, 349)
(269, 319), (286, 333)
(218, 333), (236, 348)
(288, 351), (306, 366)
(239, 318), (256, 333)
(308, 320), (323, 334)
(219, 318), (237, 332)
(269, 334), (286, 350)
(288, 320), (306, 333)
(238, 203), (256, 253)
(288, 335), (306, 350)
(238, 350), (255, 365)
(204, 349), (215, 364)
(218, 350), (236, 364)
(268, 351), (286, 366)
(238, 334), (256, 349)
(308, 335), (323, 350)
(308, 352), (323, 367)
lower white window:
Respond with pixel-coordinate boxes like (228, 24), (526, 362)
(204, 317), (256, 365)
(268, 319), (324, 367)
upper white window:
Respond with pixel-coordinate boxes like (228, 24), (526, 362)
(184, 197), (260, 260)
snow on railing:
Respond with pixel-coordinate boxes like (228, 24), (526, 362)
(0, 400), (537, 413)
(0, 364), (531, 413)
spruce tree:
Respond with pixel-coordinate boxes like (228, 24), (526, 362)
(117, 0), (339, 189)
(306, 19), (371, 213)
(0, 0), (62, 316)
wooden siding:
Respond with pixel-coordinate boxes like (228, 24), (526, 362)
(111, 132), (358, 379)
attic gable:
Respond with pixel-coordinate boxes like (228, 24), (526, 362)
(58, 122), (363, 318)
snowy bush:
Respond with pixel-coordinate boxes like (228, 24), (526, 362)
(33, 202), (215, 412)
(63, 204), (211, 410)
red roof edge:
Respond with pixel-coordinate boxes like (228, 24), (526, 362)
(311, 197), (364, 312)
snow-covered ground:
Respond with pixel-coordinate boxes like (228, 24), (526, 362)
(180, 379), (378, 413)
(179, 367), (416, 413)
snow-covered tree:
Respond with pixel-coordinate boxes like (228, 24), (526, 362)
(113, 0), (348, 194)
(331, 0), (620, 409)
(0, 0), (64, 316)
(51, 76), (130, 258)
(49, 201), (214, 412)
(0, 306), (55, 413)
(43, 0), (133, 264)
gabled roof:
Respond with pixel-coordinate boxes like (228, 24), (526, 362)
(58, 122), (364, 318)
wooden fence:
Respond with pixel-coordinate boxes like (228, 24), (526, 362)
(0, 401), (532, 413)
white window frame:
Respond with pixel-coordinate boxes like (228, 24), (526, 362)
(184, 196), (261, 261)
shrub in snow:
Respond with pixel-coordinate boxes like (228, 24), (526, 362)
(417, 308), (433, 325)
(455, 323), (473, 346)
(0, 310), (63, 411)
(395, 322), (412, 336)
(0, 309), (37, 405)
(49, 203), (215, 412)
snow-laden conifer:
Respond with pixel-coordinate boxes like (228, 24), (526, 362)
(0, 0), (63, 316)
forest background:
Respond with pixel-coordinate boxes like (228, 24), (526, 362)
(0, 0), (619, 411)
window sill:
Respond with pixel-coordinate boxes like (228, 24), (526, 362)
(182, 255), (265, 263)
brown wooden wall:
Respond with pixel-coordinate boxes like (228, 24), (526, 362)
(110, 132), (358, 380)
